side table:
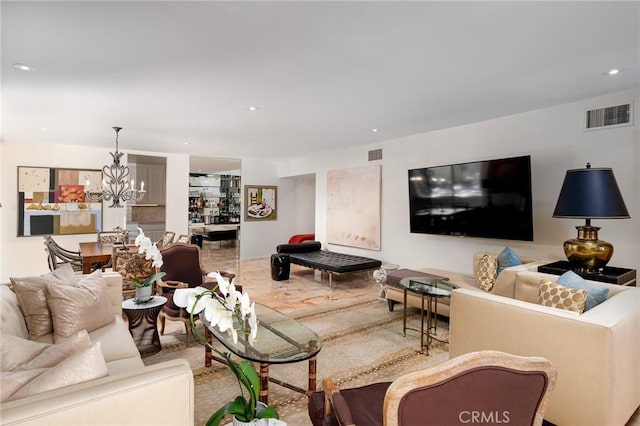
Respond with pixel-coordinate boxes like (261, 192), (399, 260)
(538, 261), (636, 286)
(122, 296), (167, 357)
(399, 277), (451, 355)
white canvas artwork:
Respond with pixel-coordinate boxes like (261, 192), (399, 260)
(326, 164), (381, 250)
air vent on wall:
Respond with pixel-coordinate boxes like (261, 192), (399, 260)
(584, 103), (633, 130)
(368, 148), (382, 161)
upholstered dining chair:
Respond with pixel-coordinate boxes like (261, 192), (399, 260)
(156, 242), (235, 346)
(44, 236), (83, 272)
(111, 245), (155, 300)
(309, 350), (557, 426)
(156, 231), (176, 248)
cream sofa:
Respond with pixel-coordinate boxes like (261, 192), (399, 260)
(0, 272), (194, 425)
(450, 270), (640, 426)
(385, 252), (547, 317)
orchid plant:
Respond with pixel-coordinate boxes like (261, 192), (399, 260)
(174, 272), (279, 426)
(132, 227), (166, 287)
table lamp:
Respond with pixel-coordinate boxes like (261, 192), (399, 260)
(553, 163), (629, 272)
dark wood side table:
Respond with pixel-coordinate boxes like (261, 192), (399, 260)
(122, 296), (167, 357)
(538, 261), (636, 286)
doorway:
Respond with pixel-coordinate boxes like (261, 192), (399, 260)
(189, 156), (241, 272)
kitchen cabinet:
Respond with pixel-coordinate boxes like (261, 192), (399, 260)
(133, 164), (166, 205)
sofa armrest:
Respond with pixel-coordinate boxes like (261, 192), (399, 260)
(0, 359), (194, 425)
(449, 288), (640, 426)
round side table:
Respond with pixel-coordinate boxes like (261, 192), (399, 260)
(122, 296), (167, 357)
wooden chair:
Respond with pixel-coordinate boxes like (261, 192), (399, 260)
(310, 350), (557, 426)
(111, 245), (155, 300)
(98, 230), (129, 245)
(175, 234), (190, 243)
(156, 242), (235, 346)
(156, 231), (176, 248)
(43, 236), (83, 272)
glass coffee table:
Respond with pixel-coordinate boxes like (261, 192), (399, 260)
(203, 303), (322, 404)
(400, 277), (452, 354)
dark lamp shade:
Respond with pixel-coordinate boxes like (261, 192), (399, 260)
(553, 167), (629, 219)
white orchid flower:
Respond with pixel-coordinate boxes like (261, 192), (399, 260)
(239, 292), (251, 317)
(202, 297), (228, 328)
(173, 287), (210, 314)
(248, 302), (258, 344)
(135, 228), (146, 246)
(228, 327), (239, 345)
(207, 271), (232, 296)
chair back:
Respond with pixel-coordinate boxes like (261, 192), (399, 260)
(156, 231), (176, 248)
(111, 245), (155, 299)
(159, 243), (205, 287)
(43, 236), (83, 272)
(98, 230), (129, 245)
(384, 351), (557, 426)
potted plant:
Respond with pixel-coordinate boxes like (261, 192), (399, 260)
(174, 273), (281, 426)
(132, 228), (166, 302)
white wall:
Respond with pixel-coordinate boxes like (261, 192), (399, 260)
(239, 158), (297, 259)
(280, 88), (640, 275)
(288, 174), (316, 235)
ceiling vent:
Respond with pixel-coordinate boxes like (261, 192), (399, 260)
(584, 102), (633, 131)
(368, 149), (382, 161)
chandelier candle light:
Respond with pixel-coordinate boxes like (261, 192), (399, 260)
(85, 127), (146, 208)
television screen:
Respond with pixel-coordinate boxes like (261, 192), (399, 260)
(408, 155), (533, 241)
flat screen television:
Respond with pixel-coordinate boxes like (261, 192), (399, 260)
(408, 155), (534, 241)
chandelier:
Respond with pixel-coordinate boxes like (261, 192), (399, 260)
(85, 127), (146, 208)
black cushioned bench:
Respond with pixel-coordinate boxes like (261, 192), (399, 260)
(276, 241), (382, 287)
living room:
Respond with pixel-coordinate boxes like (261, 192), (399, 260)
(1, 1), (639, 425)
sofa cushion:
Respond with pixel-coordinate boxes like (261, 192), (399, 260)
(496, 247), (522, 275)
(537, 279), (587, 314)
(557, 271), (609, 312)
(89, 316), (142, 363)
(475, 254), (498, 291)
(0, 285), (29, 339)
(46, 271), (115, 342)
(1, 330), (91, 372)
(3, 341), (108, 402)
(9, 264), (77, 340)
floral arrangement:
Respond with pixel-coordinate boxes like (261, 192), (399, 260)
(174, 272), (279, 426)
(132, 227), (166, 288)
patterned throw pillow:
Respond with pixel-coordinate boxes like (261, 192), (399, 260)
(475, 254), (498, 292)
(537, 279), (587, 314)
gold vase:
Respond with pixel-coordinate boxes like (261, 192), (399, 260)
(563, 226), (613, 273)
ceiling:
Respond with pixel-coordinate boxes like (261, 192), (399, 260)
(2, 1), (638, 161)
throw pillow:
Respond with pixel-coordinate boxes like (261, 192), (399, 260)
(496, 246), (522, 275)
(4, 342), (108, 402)
(1, 330), (92, 372)
(537, 279), (587, 314)
(46, 270), (115, 342)
(475, 254), (498, 292)
(557, 271), (609, 312)
(9, 264), (77, 340)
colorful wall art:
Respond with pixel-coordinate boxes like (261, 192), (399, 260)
(18, 166), (103, 236)
(244, 185), (277, 221)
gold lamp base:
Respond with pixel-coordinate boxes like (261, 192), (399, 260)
(563, 226), (613, 273)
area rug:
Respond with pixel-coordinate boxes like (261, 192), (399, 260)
(144, 293), (450, 426)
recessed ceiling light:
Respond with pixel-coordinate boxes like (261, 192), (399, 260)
(13, 63), (34, 71)
(371, 128), (379, 133)
(248, 106), (260, 111)
(183, 142), (190, 145)
(604, 68), (624, 76)
(41, 127), (48, 132)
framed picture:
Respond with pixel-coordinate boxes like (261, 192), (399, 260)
(17, 166), (103, 237)
(244, 185), (277, 221)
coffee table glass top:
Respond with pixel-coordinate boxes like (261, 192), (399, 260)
(202, 303), (322, 364)
(399, 276), (452, 297)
